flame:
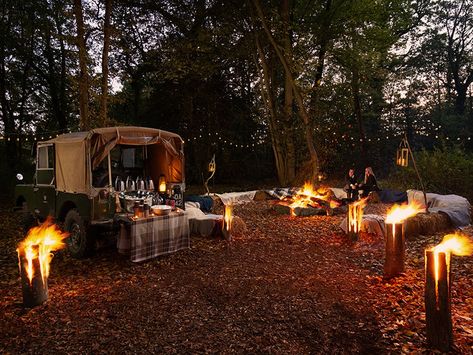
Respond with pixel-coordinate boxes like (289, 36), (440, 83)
(429, 232), (473, 307)
(288, 182), (331, 214)
(17, 217), (69, 285)
(385, 201), (423, 224)
(347, 197), (368, 233)
(224, 204), (233, 231)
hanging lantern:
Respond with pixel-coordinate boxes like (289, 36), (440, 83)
(158, 174), (166, 193)
(396, 138), (409, 167)
(208, 154), (216, 173)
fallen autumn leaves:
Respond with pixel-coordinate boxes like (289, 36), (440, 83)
(0, 201), (472, 353)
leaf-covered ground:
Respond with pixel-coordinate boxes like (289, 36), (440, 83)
(0, 201), (472, 354)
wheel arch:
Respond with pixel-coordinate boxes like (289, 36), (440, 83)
(58, 201), (77, 222)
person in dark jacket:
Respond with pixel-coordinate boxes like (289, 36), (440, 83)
(344, 168), (359, 200)
(359, 166), (379, 198)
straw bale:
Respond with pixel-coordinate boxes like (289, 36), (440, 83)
(231, 216), (247, 236)
(254, 190), (271, 201)
(405, 212), (452, 239)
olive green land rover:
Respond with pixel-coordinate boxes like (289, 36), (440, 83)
(15, 126), (185, 258)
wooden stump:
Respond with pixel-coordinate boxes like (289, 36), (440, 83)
(384, 223), (405, 278)
(425, 250), (453, 352)
(19, 245), (48, 307)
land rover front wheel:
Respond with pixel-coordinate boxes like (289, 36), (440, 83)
(64, 209), (94, 258)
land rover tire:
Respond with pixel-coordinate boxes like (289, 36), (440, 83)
(64, 209), (94, 258)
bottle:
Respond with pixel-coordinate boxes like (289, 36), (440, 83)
(172, 185), (183, 210)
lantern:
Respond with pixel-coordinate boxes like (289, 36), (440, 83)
(396, 138), (409, 167)
(158, 174), (166, 194)
(208, 154), (216, 173)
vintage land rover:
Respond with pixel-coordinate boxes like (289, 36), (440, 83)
(15, 126), (185, 258)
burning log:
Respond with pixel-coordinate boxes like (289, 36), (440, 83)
(346, 198), (368, 241)
(425, 250), (452, 351)
(384, 222), (405, 278)
(424, 233), (473, 352)
(384, 202), (423, 278)
(18, 245), (48, 307)
(222, 204), (233, 241)
(17, 217), (68, 307)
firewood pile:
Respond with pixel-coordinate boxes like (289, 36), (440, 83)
(271, 183), (346, 217)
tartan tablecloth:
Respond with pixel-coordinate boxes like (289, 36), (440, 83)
(117, 211), (190, 262)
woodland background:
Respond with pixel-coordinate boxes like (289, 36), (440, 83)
(1, 0), (473, 199)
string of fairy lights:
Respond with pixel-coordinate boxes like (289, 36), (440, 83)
(0, 128), (471, 149)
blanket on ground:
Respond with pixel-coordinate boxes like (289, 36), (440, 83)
(408, 190), (471, 227)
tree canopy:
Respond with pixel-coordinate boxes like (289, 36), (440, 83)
(1, 0), (472, 189)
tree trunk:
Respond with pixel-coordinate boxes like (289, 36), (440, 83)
(99, 0), (113, 127)
(45, 29), (64, 130)
(281, 0), (295, 183)
(73, 0), (90, 130)
(252, 0), (319, 181)
(0, 6), (17, 170)
(254, 34), (289, 185)
(454, 82), (468, 116)
(351, 67), (367, 162)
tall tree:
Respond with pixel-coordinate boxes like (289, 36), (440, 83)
(73, 0), (90, 130)
(100, 0), (113, 127)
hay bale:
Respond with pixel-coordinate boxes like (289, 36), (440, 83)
(405, 212), (452, 239)
(254, 190), (271, 201)
(212, 216), (247, 238)
(232, 216), (247, 236)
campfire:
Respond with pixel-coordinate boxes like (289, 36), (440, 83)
(276, 182), (340, 217)
(425, 233), (473, 351)
(17, 217), (69, 307)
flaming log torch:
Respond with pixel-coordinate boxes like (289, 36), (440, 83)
(17, 217), (68, 307)
(384, 202), (422, 278)
(222, 204), (233, 241)
(425, 233), (473, 351)
(346, 198), (367, 241)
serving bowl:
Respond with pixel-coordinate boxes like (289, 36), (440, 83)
(151, 205), (172, 216)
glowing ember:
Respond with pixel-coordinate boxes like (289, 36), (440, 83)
(17, 217), (69, 285)
(347, 197), (368, 234)
(385, 201), (423, 224)
(224, 204), (233, 231)
(429, 232), (473, 305)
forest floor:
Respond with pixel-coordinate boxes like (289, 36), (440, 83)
(0, 200), (472, 354)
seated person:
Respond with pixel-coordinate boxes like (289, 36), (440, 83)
(359, 166), (380, 198)
(343, 168), (359, 200)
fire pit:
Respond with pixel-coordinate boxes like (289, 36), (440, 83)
(17, 217), (68, 307)
(273, 182), (341, 216)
